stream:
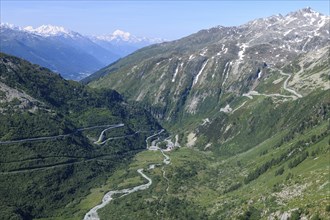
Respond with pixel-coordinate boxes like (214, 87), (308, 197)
(83, 130), (170, 220)
(83, 168), (153, 220)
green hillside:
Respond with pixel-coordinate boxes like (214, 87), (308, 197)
(98, 129), (329, 219)
(0, 53), (162, 219)
(80, 58), (330, 219)
(86, 89), (329, 219)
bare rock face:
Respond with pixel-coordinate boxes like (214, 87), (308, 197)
(86, 8), (329, 122)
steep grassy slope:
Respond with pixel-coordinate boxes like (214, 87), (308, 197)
(195, 90), (329, 155)
(84, 89), (329, 219)
(0, 53), (162, 219)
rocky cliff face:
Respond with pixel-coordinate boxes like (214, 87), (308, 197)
(86, 8), (329, 124)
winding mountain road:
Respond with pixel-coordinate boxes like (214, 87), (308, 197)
(0, 125), (164, 176)
(242, 68), (302, 101)
(84, 130), (171, 220)
(95, 132), (137, 145)
(146, 129), (165, 148)
(219, 67), (303, 118)
(243, 90), (297, 100)
(1, 122), (172, 219)
(0, 124), (125, 145)
(0, 123), (129, 175)
(0, 134), (71, 145)
(160, 150), (171, 165)
(93, 124), (124, 144)
(278, 69), (303, 98)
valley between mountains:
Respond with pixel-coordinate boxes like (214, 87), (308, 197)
(0, 7), (329, 220)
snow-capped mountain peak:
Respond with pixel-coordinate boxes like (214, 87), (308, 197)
(112, 29), (131, 40)
(94, 29), (164, 44)
(0, 22), (22, 31)
(243, 7), (329, 31)
(23, 26), (35, 32)
(287, 7), (324, 20)
(297, 7), (319, 15)
(34, 25), (69, 35)
(23, 25), (79, 38)
(95, 29), (137, 42)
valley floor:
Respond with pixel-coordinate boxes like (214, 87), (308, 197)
(84, 130), (171, 220)
(58, 120), (329, 220)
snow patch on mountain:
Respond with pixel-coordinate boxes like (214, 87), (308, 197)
(238, 43), (248, 61)
(221, 62), (231, 86)
(0, 23), (22, 31)
(200, 48), (208, 56)
(193, 59), (209, 86)
(2, 23), (164, 45)
(1, 23), (78, 38)
(96, 30), (133, 42)
(112, 30), (131, 41)
(172, 62), (184, 83)
(220, 104), (232, 113)
(23, 25), (79, 38)
(94, 29), (164, 44)
(217, 44), (228, 56)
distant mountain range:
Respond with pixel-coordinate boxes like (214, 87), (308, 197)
(0, 23), (164, 80)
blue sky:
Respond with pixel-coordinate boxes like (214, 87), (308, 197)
(1, 1), (329, 40)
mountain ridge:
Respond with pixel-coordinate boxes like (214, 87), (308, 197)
(1, 23), (164, 44)
(83, 6), (330, 150)
(0, 23), (165, 80)
(85, 7), (329, 125)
